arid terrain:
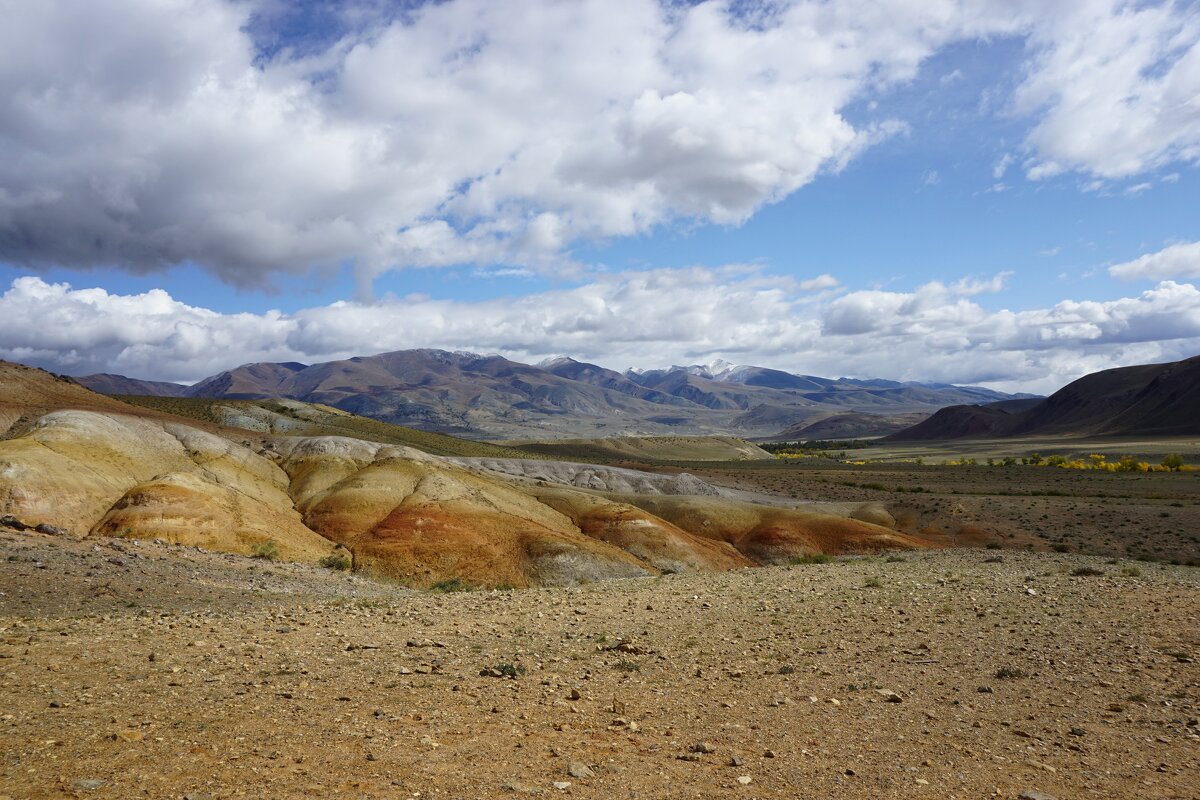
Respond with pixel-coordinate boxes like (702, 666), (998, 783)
(672, 452), (1200, 565)
(2, 360), (1199, 799)
(3, 527), (1198, 800)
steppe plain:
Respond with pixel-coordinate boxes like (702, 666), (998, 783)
(3, 448), (1198, 799)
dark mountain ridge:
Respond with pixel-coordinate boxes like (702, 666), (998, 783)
(885, 355), (1200, 441)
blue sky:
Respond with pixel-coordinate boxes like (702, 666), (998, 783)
(1, 1), (1199, 391)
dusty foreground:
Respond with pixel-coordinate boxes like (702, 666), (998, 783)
(2, 531), (1198, 800)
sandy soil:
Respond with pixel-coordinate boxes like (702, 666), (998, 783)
(2, 528), (1197, 800)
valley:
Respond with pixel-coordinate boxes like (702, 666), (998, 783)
(2, 356), (1198, 799)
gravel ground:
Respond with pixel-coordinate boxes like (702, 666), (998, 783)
(1, 529), (1198, 800)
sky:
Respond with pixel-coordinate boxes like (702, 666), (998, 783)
(1, 0), (1199, 394)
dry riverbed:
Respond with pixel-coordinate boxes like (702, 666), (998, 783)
(1, 529), (1198, 799)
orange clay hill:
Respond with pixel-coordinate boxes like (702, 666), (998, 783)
(0, 360), (928, 586)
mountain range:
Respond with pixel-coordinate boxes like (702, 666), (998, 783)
(76, 349), (1032, 440)
(885, 355), (1200, 440)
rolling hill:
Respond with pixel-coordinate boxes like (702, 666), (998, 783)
(1, 359), (926, 587)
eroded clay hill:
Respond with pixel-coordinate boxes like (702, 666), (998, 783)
(0, 361), (924, 586)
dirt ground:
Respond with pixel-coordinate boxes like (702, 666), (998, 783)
(675, 462), (1200, 565)
(2, 527), (1197, 800)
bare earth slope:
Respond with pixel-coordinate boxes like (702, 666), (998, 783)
(0, 360), (927, 587)
(509, 435), (774, 462)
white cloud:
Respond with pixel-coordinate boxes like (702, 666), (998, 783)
(992, 153), (1014, 180)
(1, 0), (1196, 291)
(4, 273), (1198, 396)
(798, 274), (839, 291)
(1109, 241), (1200, 280)
(1016, 0), (1200, 180)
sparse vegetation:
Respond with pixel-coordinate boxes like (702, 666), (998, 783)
(995, 667), (1028, 680)
(430, 577), (471, 592)
(250, 539), (279, 560)
(489, 663), (524, 679)
(319, 553), (352, 571)
(789, 553), (834, 565)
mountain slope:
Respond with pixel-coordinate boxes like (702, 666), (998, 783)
(75, 349), (1032, 440)
(886, 355), (1200, 440)
(76, 373), (189, 397)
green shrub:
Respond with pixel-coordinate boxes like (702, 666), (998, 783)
(319, 553), (352, 571)
(789, 553), (834, 565)
(250, 539), (279, 560)
(430, 577), (471, 592)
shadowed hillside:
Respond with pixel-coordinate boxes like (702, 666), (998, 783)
(887, 355), (1200, 441)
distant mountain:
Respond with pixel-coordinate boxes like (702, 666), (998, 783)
(886, 356), (1200, 440)
(76, 373), (189, 397)
(75, 349), (1034, 440)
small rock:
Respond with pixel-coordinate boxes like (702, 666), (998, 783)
(729, 756), (744, 767)
(567, 761), (593, 779)
(552, 781), (571, 790)
(72, 779), (106, 791)
(1069, 727), (1085, 737)
(876, 689), (903, 703)
(1018, 792), (1058, 800)
(677, 754), (701, 762)
(500, 782), (543, 795)
(736, 776), (752, 785)
(763, 750), (776, 758)
(419, 735), (440, 749)
(568, 689), (581, 701)
(114, 729), (144, 743)
(691, 742), (716, 754)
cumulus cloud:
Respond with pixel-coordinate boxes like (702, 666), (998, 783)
(1109, 241), (1200, 281)
(4, 273), (1198, 395)
(1016, 0), (1200, 180)
(1, 0), (1196, 291)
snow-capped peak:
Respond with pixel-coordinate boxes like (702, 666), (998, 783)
(536, 355), (577, 369)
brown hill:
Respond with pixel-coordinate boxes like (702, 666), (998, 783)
(886, 355), (1200, 441)
(0, 359), (928, 586)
